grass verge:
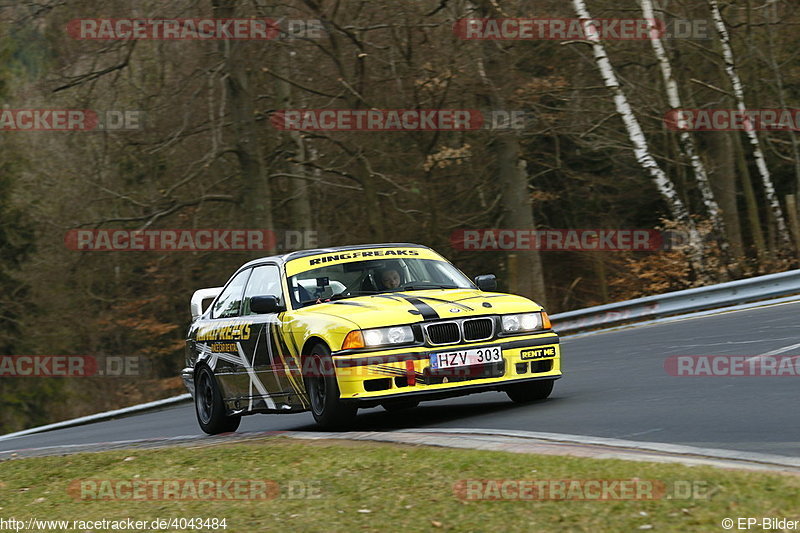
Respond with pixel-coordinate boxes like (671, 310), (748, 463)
(0, 437), (798, 532)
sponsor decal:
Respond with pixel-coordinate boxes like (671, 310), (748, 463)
(196, 321), (253, 342)
(307, 249), (421, 266)
(520, 347), (557, 360)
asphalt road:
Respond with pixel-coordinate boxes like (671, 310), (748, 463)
(3, 301), (799, 456)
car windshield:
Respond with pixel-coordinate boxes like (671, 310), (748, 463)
(287, 257), (475, 307)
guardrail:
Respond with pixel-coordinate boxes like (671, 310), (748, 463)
(0, 394), (191, 441)
(550, 269), (800, 333)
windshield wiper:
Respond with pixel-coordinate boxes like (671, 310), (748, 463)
(400, 283), (459, 291)
(297, 290), (379, 307)
(328, 290), (379, 301)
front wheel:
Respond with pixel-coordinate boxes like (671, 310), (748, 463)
(304, 344), (357, 429)
(194, 365), (241, 435)
(505, 379), (555, 403)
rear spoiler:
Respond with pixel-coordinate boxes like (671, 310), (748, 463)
(191, 287), (222, 320)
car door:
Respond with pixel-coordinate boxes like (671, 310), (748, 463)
(239, 264), (303, 411)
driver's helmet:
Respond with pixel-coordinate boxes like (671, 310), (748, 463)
(375, 261), (404, 290)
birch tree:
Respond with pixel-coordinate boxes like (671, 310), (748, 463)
(639, 0), (730, 261)
(708, 0), (791, 248)
(571, 0), (706, 275)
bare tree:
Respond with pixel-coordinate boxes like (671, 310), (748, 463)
(640, 0), (730, 265)
(708, 0), (791, 248)
(571, 0), (706, 277)
(213, 0), (274, 237)
(468, 0), (548, 305)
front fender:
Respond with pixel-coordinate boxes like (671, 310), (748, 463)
(284, 311), (361, 354)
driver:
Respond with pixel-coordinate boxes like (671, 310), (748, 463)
(378, 267), (402, 289)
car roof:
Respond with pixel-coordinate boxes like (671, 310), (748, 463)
(237, 242), (432, 271)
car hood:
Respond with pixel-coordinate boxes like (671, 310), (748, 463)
(296, 289), (542, 330)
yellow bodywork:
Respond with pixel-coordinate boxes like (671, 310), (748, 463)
(274, 246), (561, 402)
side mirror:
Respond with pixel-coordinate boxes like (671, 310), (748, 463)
(474, 274), (497, 291)
(250, 295), (286, 314)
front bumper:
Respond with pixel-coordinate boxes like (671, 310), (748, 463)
(331, 332), (561, 402)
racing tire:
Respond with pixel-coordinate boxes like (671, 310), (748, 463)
(505, 379), (555, 403)
(195, 365), (241, 435)
(304, 344), (357, 429)
(381, 400), (420, 412)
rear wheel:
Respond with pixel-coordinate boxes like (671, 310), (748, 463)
(304, 344), (357, 429)
(195, 365), (241, 435)
(505, 379), (554, 403)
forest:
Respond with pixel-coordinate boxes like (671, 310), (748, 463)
(0, 0), (798, 431)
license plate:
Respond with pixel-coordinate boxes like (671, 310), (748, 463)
(520, 347), (557, 360)
(431, 347), (502, 369)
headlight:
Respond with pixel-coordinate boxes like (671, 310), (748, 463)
(501, 312), (543, 333)
(362, 326), (415, 347)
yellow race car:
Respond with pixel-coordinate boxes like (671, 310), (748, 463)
(183, 243), (561, 433)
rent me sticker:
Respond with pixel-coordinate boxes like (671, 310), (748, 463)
(520, 347), (557, 360)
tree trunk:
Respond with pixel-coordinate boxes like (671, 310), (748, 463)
(469, 0), (548, 306)
(213, 0), (274, 238)
(786, 195), (800, 258)
(640, 0), (727, 259)
(494, 134), (548, 306)
(732, 131), (768, 263)
(705, 131), (745, 262)
(764, 3), (800, 228)
(708, 0), (791, 249)
(293, 1), (385, 242)
(572, 0), (706, 279)
(275, 50), (313, 237)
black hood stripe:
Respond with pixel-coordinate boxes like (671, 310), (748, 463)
(456, 294), (505, 301)
(331, 300), (373, 308)
(399, 296), (440, 320)
(412, 295), (474, 311)
(374, 294), (439, 320)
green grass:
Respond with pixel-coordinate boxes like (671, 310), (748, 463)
(1, 437), (798, 532)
